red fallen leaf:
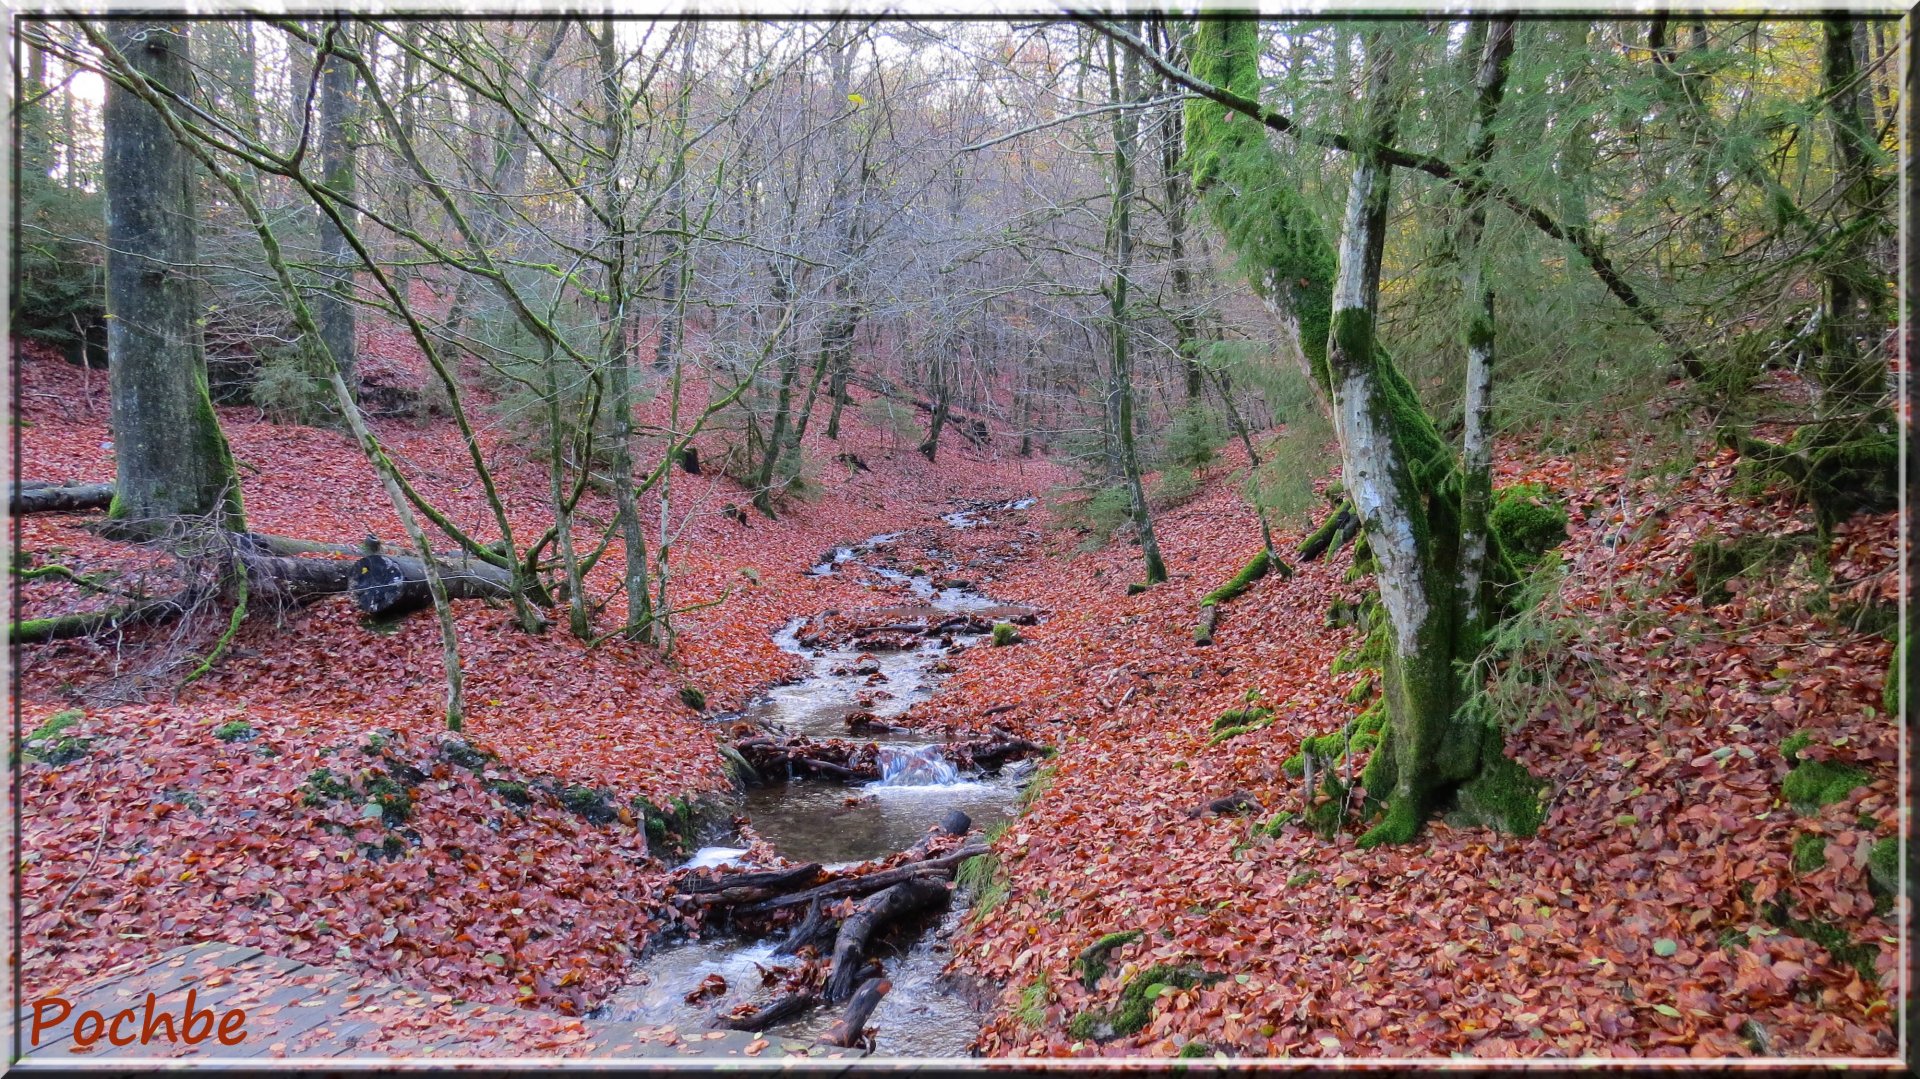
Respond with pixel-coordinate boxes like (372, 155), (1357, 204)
(683, 972), (728, 1004)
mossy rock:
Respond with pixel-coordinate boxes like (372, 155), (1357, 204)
(301, 768), (355, 807)
(439, 736), (494, 772)
(1688, 532), (1814, 606)
(1106, 964), (1224, 1038)
(212, 720), (255, 743)
(22, 709), (89, 766)
(991, 622), (1020, 647)
(1177, 1040), (1213, 1058)
(678, 685), (708, 712)
(1075, 930), (1143, 988)
(1781, 759), (1869, 813)
(1447, 756), (1548, 838)
(561, 784), (619, 825)
(363, 775), (415, 825)
(1490, 483), (1569, 564)
(489, 779), (532, 805)
(1344, 677), (1374, 705)
(1791, 832), (1828, 874)
(1281, 752), (1305, 779)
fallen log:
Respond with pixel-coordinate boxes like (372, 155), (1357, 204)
(735, 843), (987, 916)
(816, 977), (891, 1048)
(715, 990), (817, 1032)
(1194, 603), (1220, 646)
(349, 551), (515, 617)
(9, 591), (196, 645)
(827, 878), (948, 1002)
(10, 481), (114, 515)
(1298, 505), (1356, 562)
(679, 861), (823, 898)
(773, 897), (836, 957)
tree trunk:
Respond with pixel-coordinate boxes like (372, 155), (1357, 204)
(1454, 18), (1515, 637)
(1105, 23), (1167, 586)
(1818, 14), (1893, 425)
(102, 21), (245, 530)
(1314, 30), (1483, 847)
(314, 19), (358, 395)
(592, 18), (654, 642)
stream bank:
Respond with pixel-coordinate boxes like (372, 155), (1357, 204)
(597, 498), (1048, 1054)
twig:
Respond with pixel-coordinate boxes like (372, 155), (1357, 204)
(55, 812), (111, 911)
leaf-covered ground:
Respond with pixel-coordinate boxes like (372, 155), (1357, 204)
(13, 340), (1900, 1058)
(13, 341), (1068, 1024)
(921, 437), (1899, 1058)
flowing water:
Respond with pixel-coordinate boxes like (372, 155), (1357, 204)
(597, 502), (1037, 1054)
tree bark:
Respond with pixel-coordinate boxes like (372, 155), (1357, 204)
(313, 19), (358, 395)
(102, 21), (245, 529)
(11, 482), (116, 515)
(1104, 22), (1168, 586)
(1319, 29), (1490, 847)
(1454, 18), (1515, 636)
(816, 978), (890, 1048)
(824, 878), (948, 1002)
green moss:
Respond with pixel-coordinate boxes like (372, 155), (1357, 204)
(1126, 582), (1150, 596)
(1791, 833), (1828, 873)
(1356, 793), (1419, 849)
(1780, 729), (1815, 764)
(489, 779), (531, 805)
(1258, 810), (1294, 837)
(1076, 930), (1143, 988)
(363, 775), (414, 825)
(1281, 752), (1305, 779)
(21, 709), (90, 765)
(678, 685), (707, 712)
(561, 784), (618, 824)
(1688, 533), (1811, 606)
(1187, 18), (1336, 395)
(1286, 870), (1319, 888)
(1200, 549), (1270, 607)
(1176, 1040), (1212, 1059)
(1013, 974), (1051, 1031)
(1489, 483), (1569, 564)
(1781, 759), (1869, 812)
(1763, 900), (1880, 985)
(1107, 964), (1223, 1038)
(212, 720), (255, 742)
(1866, 836), (1898, 896)
(1066, 1007), (1110, 1041)
(301, 768), (355, 807)
(1451, 756), (1547, 838)
(992, 622), (1020, 647)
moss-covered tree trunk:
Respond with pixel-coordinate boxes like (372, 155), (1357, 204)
(103, 21), (245, 530)
(590, 19), (653, 642)
(1104, 22), (1168, 586)
(1184, 17), (1336, 407)
(1455, 18), (1515, 637)
(313, 19), (357, 395)
(1817, 15), (1893, 428)
(1322, 31), (1497, 847)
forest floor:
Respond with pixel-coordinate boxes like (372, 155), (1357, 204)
(12, 344), (1902, 1059)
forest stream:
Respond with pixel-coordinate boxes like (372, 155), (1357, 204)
(595, 500), (1042, 1054)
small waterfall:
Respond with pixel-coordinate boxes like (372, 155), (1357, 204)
(873, 745), (961, 786)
